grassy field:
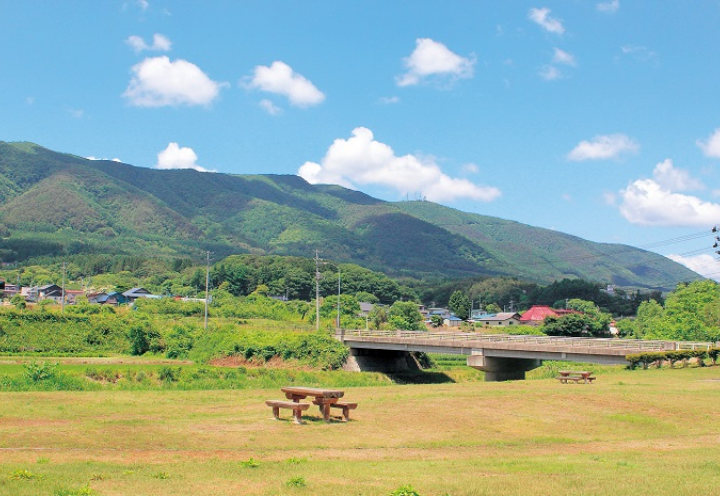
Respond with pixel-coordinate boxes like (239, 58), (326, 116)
(0, 366), (719, 496)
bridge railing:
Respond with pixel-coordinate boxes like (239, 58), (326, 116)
(340, 329), (679, 351)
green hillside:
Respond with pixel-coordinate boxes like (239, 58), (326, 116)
(0, 141), (701, 290)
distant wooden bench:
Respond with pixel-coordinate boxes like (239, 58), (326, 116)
(265, 400), (310, 424)
(557, 370), (596, 384)
(312, 399), (358, 421)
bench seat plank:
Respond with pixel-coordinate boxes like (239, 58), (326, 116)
(265, 400), (310, 424)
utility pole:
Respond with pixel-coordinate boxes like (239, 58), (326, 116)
(336, 266), (341, 330)
(315, 250), (322, 332)
(204, 251), (210, 331)
(61, 262), (66, 313)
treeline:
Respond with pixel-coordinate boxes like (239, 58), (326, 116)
(0, 253), (672, 318)
(417, 277), (664, 316)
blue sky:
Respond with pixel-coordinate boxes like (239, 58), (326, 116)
(2, 1), (720, 280)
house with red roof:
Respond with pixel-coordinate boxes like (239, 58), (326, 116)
(519, 305), (578, 326)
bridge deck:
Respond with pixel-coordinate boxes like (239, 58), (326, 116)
(339, 330), (710, 365)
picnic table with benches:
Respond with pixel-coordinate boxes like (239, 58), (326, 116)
(556, 370), (596, 384)
(265, 386), (358, 424)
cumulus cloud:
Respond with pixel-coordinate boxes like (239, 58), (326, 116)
(126, 34), (172, 53)
(245, 61), (324, 107)
(667, 254), (718, 281)
(597, 0), (620, 12)
(567, 134), (639, 161)
(396, 38), (475, 87)
(552, 47), (576, 66)
(619, 161), (719, 226)
(697, 128), (720, 158)
(528, 7), (565, 34)
(123, 56), (224, 107)
(297, 127), (501, 203)
(652, 159), (704, 191)
(156, 142), (213, 172)
(259, 99), (282, 115)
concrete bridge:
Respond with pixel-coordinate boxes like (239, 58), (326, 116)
(337, 329), (709, 381)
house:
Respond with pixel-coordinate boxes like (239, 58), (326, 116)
(65, 289), (85, 304)
(519, 305), (579, 326)
(443, 316), (464, 328)
(359, 302), (375, 317)
(97, 292), (127, 305)
(122, 287), (154, 303)
(2, 283), (19, 299)
(477, 312), (521, 327)
(38, 284), (63, 303)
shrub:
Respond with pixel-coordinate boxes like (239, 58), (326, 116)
(286, 476), (307, 487)
(389, 485), (421, 496)
(23, 361), (57, 381)
(158, 366), (180, 382)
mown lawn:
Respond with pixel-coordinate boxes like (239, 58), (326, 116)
(0, 366), (719, 496)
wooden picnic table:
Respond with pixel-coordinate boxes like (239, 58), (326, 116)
(281, 387), (345, 422)
(557, 370), (595, 384)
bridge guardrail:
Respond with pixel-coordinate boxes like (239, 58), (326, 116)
(339, 329), (704, 351)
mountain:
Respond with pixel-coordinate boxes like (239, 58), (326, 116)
(0, 141), (701, 290)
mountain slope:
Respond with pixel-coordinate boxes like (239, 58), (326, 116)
(0, 141), (701, 289)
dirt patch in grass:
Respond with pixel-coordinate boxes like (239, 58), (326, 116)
(209, 355), (313, 370)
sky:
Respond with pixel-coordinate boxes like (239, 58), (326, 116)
(2, 1), (720, 281)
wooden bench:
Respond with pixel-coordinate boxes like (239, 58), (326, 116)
(265, 400), (310, 424)
(312, 399), (358, 421)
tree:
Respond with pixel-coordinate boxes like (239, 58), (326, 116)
(448, 290), (471, 320)
(484, 303), (501, 314)
(430, 314), (444, 328)
(388, 301), (424, 330)
(10, 294), (26, 310)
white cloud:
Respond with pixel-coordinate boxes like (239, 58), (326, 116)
(461, 163), (479, 174)
(539, 65), (561, 81)
(619, 179), (720, 227)
(597, 0), (620, 13)
(697, 128), (720, 158)
(156, 142), (213, 172)
(552, 47), (576, 66)
(137, 0), (149, 10)
(123, 56), (224, 107)
(667, 254), (718, 281)
(379, 96), (400, 104)
(652, 159), (704, 191)
(87, 156), (122, 162)
(396, 38), (475, 87)
(528, 7), (565, 34)
(259, 99), (282, 115)
(69, 109), (84, 119)
(126, 34), (171, 53)
(245, 61), (324, 107)
(567, 134), (639, 161)
(713, 189), (720, 197)
(620, 45), (658, 63)
(297, 127), (501, 203)
(603, 192), (617, 205)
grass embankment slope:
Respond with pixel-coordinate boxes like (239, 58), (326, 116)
(1, 367), (719, 496)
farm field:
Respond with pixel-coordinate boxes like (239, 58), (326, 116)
(0, 366), (719, 496)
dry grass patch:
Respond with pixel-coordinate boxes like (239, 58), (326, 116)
(0, 366), (719, 495)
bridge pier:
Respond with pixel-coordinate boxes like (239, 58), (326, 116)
(344, 348), (421, 373)
(467, 355), (542, 382)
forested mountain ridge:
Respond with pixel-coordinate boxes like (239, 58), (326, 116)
(0, 141), (701, 290)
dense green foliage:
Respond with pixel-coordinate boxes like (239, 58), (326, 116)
(0, 141), (700, 288)
(448, 290), (471, 320)
(622, 280), (720, 342)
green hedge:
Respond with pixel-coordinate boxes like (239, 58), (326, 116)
(626, 349), (711, 369)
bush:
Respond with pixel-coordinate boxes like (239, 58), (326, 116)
(23, 361), (57, 381)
